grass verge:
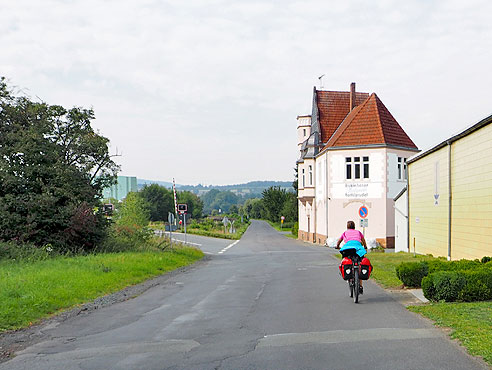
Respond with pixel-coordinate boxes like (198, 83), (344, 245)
(364, 252), (436, 288)
(266, 220), (292, 233)
(409, 302), (492, 365)
(0, 247), (203, 332)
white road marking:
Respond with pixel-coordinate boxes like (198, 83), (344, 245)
(257, 328), (441, 348)
(218, 240), (240, 254)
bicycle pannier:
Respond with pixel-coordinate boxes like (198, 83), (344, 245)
(359, 257), (373, 280)
(339, 257), (353, 280)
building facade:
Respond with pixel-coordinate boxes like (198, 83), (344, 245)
(102, 176), (138, 201)
(297, 83), (419, 248)
(407, 114), (492, 260)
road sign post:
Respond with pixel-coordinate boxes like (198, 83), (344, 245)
(358, 206), (368, 236)
(168, 212), (175, 249)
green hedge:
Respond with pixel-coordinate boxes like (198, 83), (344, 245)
(292, 222), (298, 237)
(422, 270), (492, 302)
(395, 258), (490, 288)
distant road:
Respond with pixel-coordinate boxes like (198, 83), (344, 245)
(2, 221), (488, 369)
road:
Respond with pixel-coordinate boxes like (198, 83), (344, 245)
(2, 221), (488, 369)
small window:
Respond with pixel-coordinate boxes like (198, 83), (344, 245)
(303, 129), (306, 136)
(346, 160), (352, 179)
(308, 165), (313, 185)
(398, 157), (407, 180)
(302, 169), (305, 187)
(363, 157), (369, 179)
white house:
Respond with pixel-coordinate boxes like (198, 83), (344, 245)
(297, 83), (419, 248)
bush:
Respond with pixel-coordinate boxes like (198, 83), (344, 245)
(292, 222), (298, 237)
(397, 259), (485, 288)
(395, 261), (428, 287)
(481, 256), (492, 264)
(423, 270), (492, 302)
(433, 271), (466, 301)
(421, 274), (436, 301)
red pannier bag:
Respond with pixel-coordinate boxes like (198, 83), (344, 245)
(359, 257), (373, 280)
(339, 257), (353, 280)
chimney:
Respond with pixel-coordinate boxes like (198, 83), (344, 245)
(350, 82), (356, 111)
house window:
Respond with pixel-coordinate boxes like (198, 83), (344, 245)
(302, 168), (305, 187)
(398, 157), (407, 180)
(346, 156), (369, 180)
(354, 157), (361, 179)
(303, 129), (306, 136)
(363, 156), (369, 178)
(308, 165), (313, 185)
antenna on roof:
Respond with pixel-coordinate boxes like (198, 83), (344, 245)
(318, 74), (325, 89)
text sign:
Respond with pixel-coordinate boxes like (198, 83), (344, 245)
(177, 203), (187, 213)
(360, 219), (368, 227)
(359, 206), (368, 219)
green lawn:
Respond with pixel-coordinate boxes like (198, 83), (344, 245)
(409, 302), (492, 365)
(364, 252), (436, 288)
(0, 247), (203, 331)
(266, 220), (293, 233)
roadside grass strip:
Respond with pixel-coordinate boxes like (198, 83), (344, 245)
(409, 302), (492, 366)
(360, 252), (436, 288)
(0, 247), (203, 332)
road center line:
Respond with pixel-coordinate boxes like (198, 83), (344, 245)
(218, 240), (240, 254)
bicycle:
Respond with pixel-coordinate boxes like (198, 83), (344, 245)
(339, 249), (364, 303)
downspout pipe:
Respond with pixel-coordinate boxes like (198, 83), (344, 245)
(406, 183), (410, 253)
(447, 140), (452, 261)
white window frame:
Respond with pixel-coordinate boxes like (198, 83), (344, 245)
(346, 156), (369, 180)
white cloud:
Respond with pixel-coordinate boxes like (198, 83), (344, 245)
(1, 0), (491, 184)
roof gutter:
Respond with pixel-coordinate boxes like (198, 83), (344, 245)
(408, 113), (492, 164)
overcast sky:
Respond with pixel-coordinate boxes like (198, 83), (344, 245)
(2, 0), (491, 185)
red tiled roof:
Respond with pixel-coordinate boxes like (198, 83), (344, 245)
(317, 90), (369, 142)
(322, 93), (418, 149)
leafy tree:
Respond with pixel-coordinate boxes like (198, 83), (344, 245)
(115, 192), (149, 228)
(243, 198), (265, 219)
(0, 77), (118, 252)
(139, 184), (173, 221)
(261, 186), (288, 222)
(281, 192), (298, 222)
(201, 189), (241, 214)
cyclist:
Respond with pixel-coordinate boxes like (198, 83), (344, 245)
(336, 220), (368, 293)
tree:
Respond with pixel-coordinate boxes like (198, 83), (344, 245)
(0, 78), (119, 252)
(139, 184), (173, 221)
(281, 192), (298, 222)
(261, 186), (288, 222)
(243, 198), (265, 219)
(115, 192), (149, 229)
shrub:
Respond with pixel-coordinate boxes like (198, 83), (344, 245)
(421, 274), (436, 301)
(397, 259), (485, 288)
(433, 271), (466, 302)
(395, 261), (428, 287)
(423, 270), (492, 302)
(481, 256), (492, 264)
(292, 222), (298, 237)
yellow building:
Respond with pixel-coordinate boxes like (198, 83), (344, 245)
(407, 114), (492, 260)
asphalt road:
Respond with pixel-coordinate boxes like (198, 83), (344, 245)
(2, 221), (488, 369)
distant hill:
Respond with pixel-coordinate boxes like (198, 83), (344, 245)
(179, 181), (293, 197)
(137, 179), (293, 196)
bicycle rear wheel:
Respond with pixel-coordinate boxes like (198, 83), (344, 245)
(348, 280), (353, 297)
(353, 268), (359, 303)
